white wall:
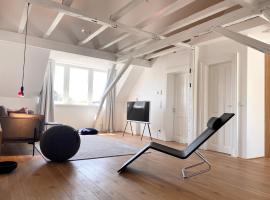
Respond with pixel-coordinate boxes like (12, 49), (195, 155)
(0, 96), (38, 112)
(246, 47), (265, 158)
(54, 105), (98, 129)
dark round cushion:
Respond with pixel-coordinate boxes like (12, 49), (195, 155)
(207, 117), (222, 130)
(0, 161), (17, 174)
(79, 128), (98, 135)
(40, 125), (81, 162)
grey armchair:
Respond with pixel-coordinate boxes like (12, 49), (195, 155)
(0, 113), (45, 155)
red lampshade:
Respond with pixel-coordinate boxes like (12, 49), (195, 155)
(18, 86), (24, 97)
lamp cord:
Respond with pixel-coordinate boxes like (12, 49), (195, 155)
(22, 2), (30, 87)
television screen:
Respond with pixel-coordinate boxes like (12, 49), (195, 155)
(127, 101), (150, 122)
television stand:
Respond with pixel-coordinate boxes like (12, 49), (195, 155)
(123, 121), (152, 140)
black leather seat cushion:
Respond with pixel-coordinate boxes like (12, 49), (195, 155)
(207, 117), (222, 130)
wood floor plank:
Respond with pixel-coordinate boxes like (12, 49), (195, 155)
(1, 134), (270, 200)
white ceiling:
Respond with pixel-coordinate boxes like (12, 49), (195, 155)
(0, 0), (269, 62)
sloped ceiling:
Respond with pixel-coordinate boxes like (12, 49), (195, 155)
(0, 40), (49, 98)
(0, 0), (238, 53)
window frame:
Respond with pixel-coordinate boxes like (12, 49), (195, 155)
(53, 63), (107, 106)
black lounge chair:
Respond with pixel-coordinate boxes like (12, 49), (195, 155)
(118, 113), (235, 178)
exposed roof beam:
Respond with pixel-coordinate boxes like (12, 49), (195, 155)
(110, 0), (145, 21)
(228, 0), (270, 22)
(136, 0), (195, 29)
(119, 8), (258, 60)
(99, 33), (130, 50)
(0, 29), (150, 67)
(18, 3), (32, 33)
(26, 0), (158, 39)
(162, 1), (237, 35)
(78, 25), (109, 45)
(119, 1), (236, 53)
(213, 26), (270, 53)
(99, 0), (145, 49)
(118, 38), (152, 53)
(145, 46), (185, 60)
(80, 0), (144, 46)
(43, 0), (73, 38)
(101, 0), (194, 50)
(44, 12), (65, 38)
(190, 17), (267, 46)
(261, 8), (270, 22)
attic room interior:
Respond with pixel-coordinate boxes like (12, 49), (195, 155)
(0, 0), (270, 199)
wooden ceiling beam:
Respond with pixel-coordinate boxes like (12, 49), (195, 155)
(26, 0), (158, 39)
(43, 0), (74, 38)
(99, 33), (130, 50)
(144, 46), (185, 60)
(78, 25), (109, 45)
(18, 2), (32, 33)
(119, 8), (258, 60)
(227, 0), (270, 22)
(136, 0), (195, 29)
(110, 0), (145, 21)
(213, 26), (270, 53)
(119, 0), (236, 53)
(101, 0), (194, 50)
(80, 0), (145, 46)
(190, 16), (266, 46)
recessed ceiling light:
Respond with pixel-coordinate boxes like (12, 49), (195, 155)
(81, 28), (91, 35)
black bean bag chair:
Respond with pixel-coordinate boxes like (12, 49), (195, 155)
(78, 128), (98, 135)
(40, 125), (80, 162)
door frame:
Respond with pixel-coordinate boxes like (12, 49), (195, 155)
(164, 66), (191, 142)
(265, 53), (270, 157)
(199, 54), (239, 156)
(172, 72), (189, 143)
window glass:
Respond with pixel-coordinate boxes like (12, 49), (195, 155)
(92, 71), (107, 103)
(69, 67), (89, 104)
(53, 65), (65, 103)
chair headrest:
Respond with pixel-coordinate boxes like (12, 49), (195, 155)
(207, 117), (222, 129)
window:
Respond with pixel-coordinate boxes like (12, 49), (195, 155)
(53, 64), (107, 105)
(69, 67), (89, 104)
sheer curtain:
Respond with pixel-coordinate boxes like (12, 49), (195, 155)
(101, 66), (116, 132)
(38, 59), (55, 122)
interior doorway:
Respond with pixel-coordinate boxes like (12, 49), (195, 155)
(172, 73), (189, 143)
(207, 61), (235, 154)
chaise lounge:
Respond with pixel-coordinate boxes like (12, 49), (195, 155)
(118, 113), (234, 178)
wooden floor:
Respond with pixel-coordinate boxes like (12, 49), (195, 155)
(1, 134), (270, 200)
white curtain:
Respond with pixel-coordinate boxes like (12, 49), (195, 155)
(101, 66), (117, 132)
(38, 60), (55, 122)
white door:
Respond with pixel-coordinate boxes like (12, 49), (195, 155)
(207, 61), (234, 154)
(173, 73), (188, 143)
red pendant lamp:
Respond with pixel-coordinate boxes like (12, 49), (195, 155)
(18, 3), (30, 97)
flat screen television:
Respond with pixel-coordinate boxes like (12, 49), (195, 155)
(127, 101), (150, 122)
